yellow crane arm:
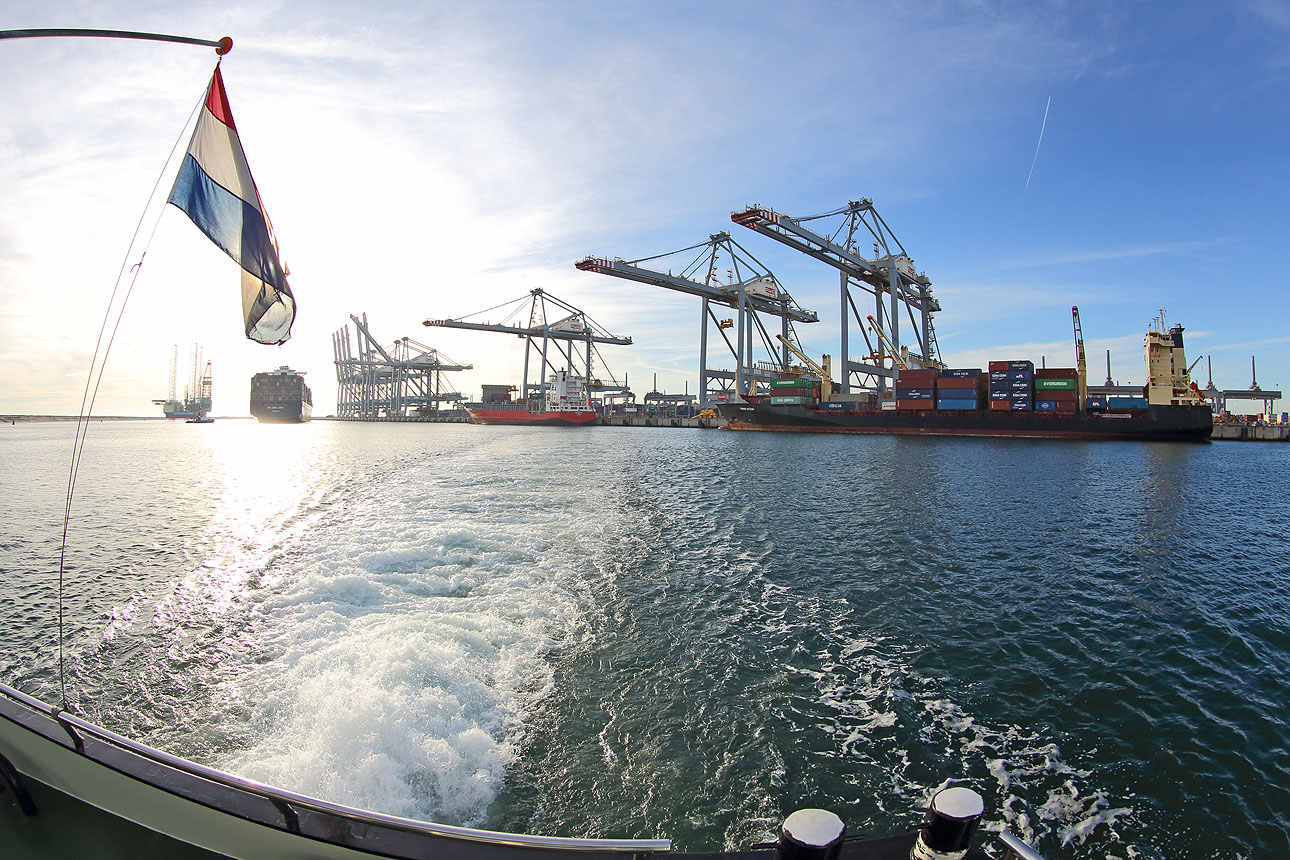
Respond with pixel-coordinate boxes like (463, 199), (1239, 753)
(774, 334), (833, 402)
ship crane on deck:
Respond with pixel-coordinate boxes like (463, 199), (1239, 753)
(732, 199), (941, 394)
(576, 232), (818, 403)
(774, 335), (833, 403)
(425, 288), (631, 401)
(865, 315), (917, 373)
(1072, 306), (1088, 405)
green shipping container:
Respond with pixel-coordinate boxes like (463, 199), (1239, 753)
(770, 395), (815, 405)
(770, 378), (816, 388)
(1034, 378), (1077, 390)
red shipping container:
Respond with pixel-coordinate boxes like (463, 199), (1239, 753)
(1055, 403), (1077, 414)
(1046, 389), (1079, 401)
(1035, 368), (1079, 379)
(895, 400), (933, 410)
(896, 371), (937, 385)
(988, 400), (1011, 411)
(935, 377), (981, 389)
(987, 361), (1010, 371)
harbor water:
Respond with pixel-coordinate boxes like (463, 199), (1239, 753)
(0, 420), (1286, 858)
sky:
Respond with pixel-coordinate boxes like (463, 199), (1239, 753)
(2, 0), (1288, 416)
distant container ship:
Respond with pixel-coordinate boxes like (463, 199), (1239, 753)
(250, 366), (312, 423)
(467, 370), (596, 426)
(719, 315), (1213, 442)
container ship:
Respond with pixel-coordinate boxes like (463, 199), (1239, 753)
(718, 315), (1212, 442)
(250, 366), (313, 423)
(467, 370), (597, 426)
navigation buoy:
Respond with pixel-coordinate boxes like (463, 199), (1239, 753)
(911, 786), (983, 860)
(777, 808), (844, 860)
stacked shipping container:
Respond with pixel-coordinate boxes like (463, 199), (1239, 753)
(936, 368), (983, 410)
(893, 368), (936, 410)
(988, 360), (1034, 411)
(768, 377), (819, 406)
(1033, 368), (1078, 416)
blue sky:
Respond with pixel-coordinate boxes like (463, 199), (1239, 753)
(2, 1), (1287, 415)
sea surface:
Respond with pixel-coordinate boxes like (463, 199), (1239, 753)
(1, 419), (1287, 858)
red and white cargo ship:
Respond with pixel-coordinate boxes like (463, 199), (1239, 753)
(466, 370), (597, 426)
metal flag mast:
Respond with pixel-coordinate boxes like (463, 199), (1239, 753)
(0, 28), (232, 54)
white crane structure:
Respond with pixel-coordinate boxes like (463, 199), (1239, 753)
(732, 199), (941, 394)
(333, 313), (471, 418)
(424, 288), (631, 401)
(576, 232), (818, 404)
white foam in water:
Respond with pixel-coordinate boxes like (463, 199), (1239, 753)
(822, 637), (1138, 857)
(202, 449), (609, 826)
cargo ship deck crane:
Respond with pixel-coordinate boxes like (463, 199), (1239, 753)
(425, 289), (631, 401)
(732, 199), (941, 395)
(1072, 306), (1088, 406)
(576, 232), (818, 403)
(774, 334), (833, 403)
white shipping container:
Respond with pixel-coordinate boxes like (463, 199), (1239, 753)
(746, 277), (779, 299)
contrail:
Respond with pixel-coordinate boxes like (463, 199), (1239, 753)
(1022, 95), (1052, 197)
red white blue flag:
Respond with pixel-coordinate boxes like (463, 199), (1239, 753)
(169, 67), (295, 344)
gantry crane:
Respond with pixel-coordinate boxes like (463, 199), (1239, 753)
(333, 313), (472, 417)
(576, 232), (818, 402)
(732, 199), (941, 394)
(425, 288), (631, 400)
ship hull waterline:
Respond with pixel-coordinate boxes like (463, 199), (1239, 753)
(466, 409), (597, 427)
(718, 402), (1213, 442)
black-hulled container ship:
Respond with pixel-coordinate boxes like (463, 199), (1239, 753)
(719, 318), (1213, 442)
(250, 366), (313, 423)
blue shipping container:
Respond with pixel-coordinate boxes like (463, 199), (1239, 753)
(1009, 360), (1035, 371)
(1085, 396), (1108, 410)
(894, 388), (934, 399)
(936, 387), (981, 400)
(989, 390), (1010, 400)
(940, 368), (982, 378)
(819, 401), (856, 410)
(1035, 400), (1057, 412)
(1008, 369), (1034, 381)
(1108, 396), (1149, 409)
(1010, 400), (1033, 411)
(936, 400), (978, 410)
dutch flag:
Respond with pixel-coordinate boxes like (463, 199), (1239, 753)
(169, 67), (295, 345)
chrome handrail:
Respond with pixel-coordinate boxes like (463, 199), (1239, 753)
(997, 830), (1047, 860)
(0, 682), (671, 853)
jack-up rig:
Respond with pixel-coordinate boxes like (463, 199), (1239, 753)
(333, 313), (472, 418)
(424, 288), (632, 402)
(576, 232), (818, 403)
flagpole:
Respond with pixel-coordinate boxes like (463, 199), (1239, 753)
(0, 28), (232, 54)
